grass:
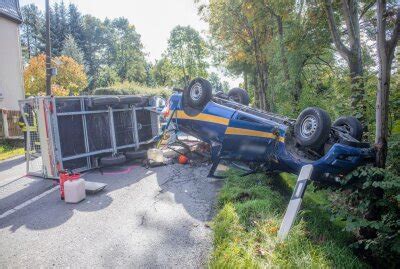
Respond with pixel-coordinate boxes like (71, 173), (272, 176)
(0, 139), (24, 161)
(210, 169), (368, 268)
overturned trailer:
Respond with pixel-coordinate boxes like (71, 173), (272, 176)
(19, 95), (161, 178)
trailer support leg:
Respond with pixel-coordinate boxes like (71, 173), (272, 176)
(207, 144), (224, 178)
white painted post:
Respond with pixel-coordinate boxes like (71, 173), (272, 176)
(2, 110), (9, 138)
(278, 164), (313, 240)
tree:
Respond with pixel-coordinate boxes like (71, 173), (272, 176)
(24, 54), (87, 96)
(80, 15), (107, 88)
(208, 72), (223, 92)
(50, 1), (69, 56)
(68, 3), (84, 49)
(375, 1), (400, 167)
(167, 25), (208, 86)
(107, 18), (147, 82)
(61, 34), (84, 64)
(96, 66), (119, 87)
(204, 0), (277, 110)
(323, 0), (367, 127)
(20, 4), (44, 60)
(152, 56), (176, 86)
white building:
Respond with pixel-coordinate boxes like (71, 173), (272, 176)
(0, 0), (24, 111)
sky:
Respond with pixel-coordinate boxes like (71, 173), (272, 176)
(20, 0), (208, 61)
(19, 0), (241, 86)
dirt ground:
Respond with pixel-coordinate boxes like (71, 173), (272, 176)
(0, 155), (222, 268)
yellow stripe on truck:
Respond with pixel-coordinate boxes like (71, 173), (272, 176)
(174, 110), (229, 126)
(173, 110), (284, 143)
(225, 127), (285, 143)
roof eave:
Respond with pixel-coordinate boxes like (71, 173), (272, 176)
(0, 12), (22, 24)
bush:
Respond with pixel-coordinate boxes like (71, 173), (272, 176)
(92, 81), (171, 98)
(331, 166), (400, 266)
(387, 134), (400, 175)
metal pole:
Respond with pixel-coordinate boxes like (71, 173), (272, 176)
(45, 0), (52, 96)
(108, 107), (117, 154)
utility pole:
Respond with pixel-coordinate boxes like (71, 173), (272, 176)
(45, 0), (51, 95)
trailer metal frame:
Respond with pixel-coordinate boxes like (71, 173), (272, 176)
(19, 96), (160, 179)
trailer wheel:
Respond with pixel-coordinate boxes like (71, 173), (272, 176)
(294, 107), (331, 149)
(100, 154), (126, 166)
(333, 116), (363, 141)
(125, 150), (147, 160)
(185, 78), (212, 109)
(228, 88), (250, 106)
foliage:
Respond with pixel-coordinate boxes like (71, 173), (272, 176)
(93, 81), (171, 98)
(152, 56), (177, 87)
(23, 54), (87, 96)
(210, 170), (365, 268)
(97, 67), (120, 88)
(166, 25), (208, 86)
(331, 166), (400, 266)
(387, 134), (400, 175)
(208, 72), (223, 92)
(61, 34), (84, 64)
(20, 4), (43, 61)
(20, 3), (149, 91)
(0, 140), (24, 161)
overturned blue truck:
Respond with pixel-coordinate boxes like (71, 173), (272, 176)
(164, 78), (375, 182)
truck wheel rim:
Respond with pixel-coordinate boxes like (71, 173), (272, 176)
(300, 115), (317, 139)
(190, 82), (203, 101)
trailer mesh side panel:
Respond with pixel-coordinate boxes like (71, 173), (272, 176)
(114, 110), (134, 147)
(137, 110), (153, 142)
(58, 115), (86, 157)
(63, 157), (88, 170)
(86, 113), (112, 151)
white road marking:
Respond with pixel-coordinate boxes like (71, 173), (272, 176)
(0, 186), (59, 220)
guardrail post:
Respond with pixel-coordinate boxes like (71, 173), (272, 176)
(278, 164), (313, 240)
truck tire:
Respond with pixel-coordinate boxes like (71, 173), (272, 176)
(185, 78), (212, 109)
(333, 116), (363, 141)
(100, 154), (126, 166)
(228, 88), (250, 106)
(294, 107), (331, 149)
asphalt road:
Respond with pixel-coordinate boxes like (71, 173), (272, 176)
(0, 157), (222, 268)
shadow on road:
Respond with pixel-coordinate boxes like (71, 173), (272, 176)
(0, 156), (25, 173)
(0, 160), (221, 233)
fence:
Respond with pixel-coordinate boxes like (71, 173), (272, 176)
(19, 96), (160, 178)
(0, 109), (23, 138)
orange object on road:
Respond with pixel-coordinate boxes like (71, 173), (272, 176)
(178, 155), (188, 164)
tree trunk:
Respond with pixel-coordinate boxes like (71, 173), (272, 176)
(348, 55), (367, 128)
(375, 63), (390, 168)
(375, 0), (399, 167)
(324, 0), (368, 128)
(243, 71), (248, 92)
(276, 16), (290, 82)
(253, 71), (260, 108)
(292, 76), (302, 114)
